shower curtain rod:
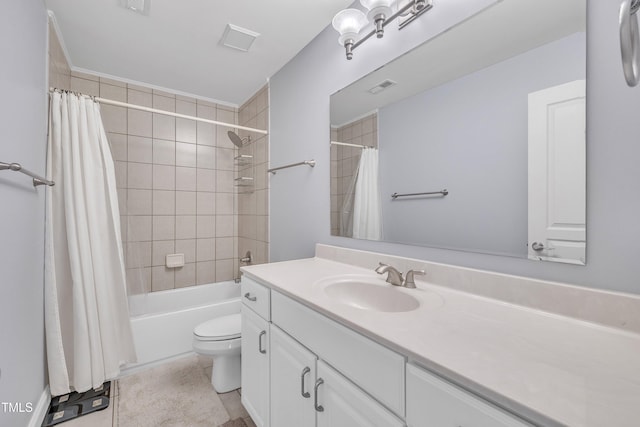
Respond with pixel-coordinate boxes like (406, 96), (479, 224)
(330, 140), (368, 149)
(49, 88), (268, 135)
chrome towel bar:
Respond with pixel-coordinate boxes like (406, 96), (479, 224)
(0, 161), (54, 187)
(268, 160), (316, 175)
(620, 0), (640, 86)
(391, 189), (448, 199)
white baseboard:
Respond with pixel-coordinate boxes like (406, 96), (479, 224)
(28, 385), (50, 427)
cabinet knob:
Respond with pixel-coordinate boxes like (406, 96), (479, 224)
(314, 378), (324, 412)
(301, 367), (311, 398)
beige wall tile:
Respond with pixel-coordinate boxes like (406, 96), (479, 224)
(176, 167), (197, 191)
(126, 216), (152, 242)
(108, 133), (127, 161)
(176, 215), (196, 239)
(196, 169), (216, 192)
(118, 190), (128, 216)
(100, 83), (126, 102)
(153, 165), (175, 190)
(101, 105), (127, 134)
(197, 216), (215, 239)
(196, 261), (215, 285)
(128, 89), (152, 106)
(128, 136), (153, 163)
(197, 103), (215, 119)
(175, 263), (196, 288)
(176, 142), (197, 167)
(71, 77), (99, 96)
(176, 118), (197, 144)
(128, 109), (153, 137)
(152, 240), (175, 266)
(216, 237), (234, 260)
(176, 191), (196, 215)
(197, 145), (216, 169)
(153, 114), (176, 141)
(127, 189), (152, 215)
(216, 215), (234, 237)
(196, 238), (215, 262)
(153, 94), (175, 111)
(153, 190), (175, 215)
(126, 241), (152, 268)
(197, 122), (215, 146)
(151, 266), (174, 291)
(216, 193), (234, 215)
(127, 83), (152, 93)
(115, 161), (127, 188)
(127, 162), (152, 189)
(196, 192), (215, 215)
(153, 216), (175, 241)
(216, 148), (234, 170)
(99, 76), (126, 87)
(71, 70), (99, 81)
(175, 239), (196, 263)
(152, 139), (175, 165)
(216, 170), (234, 193)
(216, 259), (234, 282)
(126, 267), (151, 294)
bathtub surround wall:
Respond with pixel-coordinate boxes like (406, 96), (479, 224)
(237, 85), (270, 268)
(65, 73), (240, 293)
(330, 113), (378, 236)
(1, 3), (49, 427)
(48, 18), (71, 92)
(269, 0), (640, 295)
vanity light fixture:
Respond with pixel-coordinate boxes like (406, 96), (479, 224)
(332, 0), (433, 60)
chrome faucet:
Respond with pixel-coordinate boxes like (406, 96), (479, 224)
(375, 263), (404, 286)
(375, 263), (426, 288)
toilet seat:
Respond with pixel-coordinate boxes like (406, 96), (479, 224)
(193, 313), (241, 341)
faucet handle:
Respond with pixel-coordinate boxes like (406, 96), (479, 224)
(403, 269), (426, 289)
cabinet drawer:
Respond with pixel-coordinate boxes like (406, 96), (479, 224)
(241, 276), (270, 320)
(271, 291), (405, 417)
(406, 364), (533, 427)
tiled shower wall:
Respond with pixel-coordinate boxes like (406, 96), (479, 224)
(330, 113), (378, 236)
(237, 85), (269, 266)
(48, 22), (270, 293)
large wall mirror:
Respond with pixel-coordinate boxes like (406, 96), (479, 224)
(330, 0), (586, 265)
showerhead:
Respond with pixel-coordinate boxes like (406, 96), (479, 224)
(227, 130), (251, 148)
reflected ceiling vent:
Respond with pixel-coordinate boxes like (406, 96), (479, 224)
(368, 79), (397, 94)
(221, 24), (260, 52)
(122, 0), (150, 15)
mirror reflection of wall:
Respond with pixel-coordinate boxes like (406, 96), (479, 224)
(329, 0), (587, 265)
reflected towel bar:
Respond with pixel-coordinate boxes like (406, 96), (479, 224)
(391, 189), (448, 199)
(268, 160), (316, 175)
(0, 161), (54, 187)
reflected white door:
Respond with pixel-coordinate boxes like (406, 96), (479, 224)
(528, 80), (586, 264)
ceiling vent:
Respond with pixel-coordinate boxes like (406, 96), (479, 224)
(368, 79), (397, 94)
(221, 24), (260, 52)
(122, 0), (150, 15)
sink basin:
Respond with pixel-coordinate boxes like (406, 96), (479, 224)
(320, 277), (420, 313)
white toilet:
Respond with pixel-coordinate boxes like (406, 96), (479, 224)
(192, 313), (241, 393)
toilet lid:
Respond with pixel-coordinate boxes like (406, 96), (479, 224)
(194, 313), (241, 341)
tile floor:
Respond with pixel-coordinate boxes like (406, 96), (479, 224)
(60, 355), (256, 427)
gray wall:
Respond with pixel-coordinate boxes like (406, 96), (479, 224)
(270, 0), (640, 295)
(379, 33), (586, 257)
(0, 1), (48, 425)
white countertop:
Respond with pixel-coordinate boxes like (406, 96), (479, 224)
(242, 257), (640, 427)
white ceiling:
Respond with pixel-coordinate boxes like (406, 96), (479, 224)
(331, 0), (586, 125)
(45, 0), (353, 106)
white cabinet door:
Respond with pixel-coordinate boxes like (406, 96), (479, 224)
(241, 305), (270, 427)
(270, 326), (317, 427)
(316, 361), (405, 427)
(406, 364), (532, 427)
(528, 79), (586, 264)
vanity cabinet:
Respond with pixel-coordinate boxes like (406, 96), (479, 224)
(270, 324), (404, 427)
(406, 364), (533, 427)
(241, 278), (271, 427)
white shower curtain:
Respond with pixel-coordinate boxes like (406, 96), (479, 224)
(352, 148), (382, 240)
(45, 91), (136, 396)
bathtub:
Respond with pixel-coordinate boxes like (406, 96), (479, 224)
(125, 281), (240, 369)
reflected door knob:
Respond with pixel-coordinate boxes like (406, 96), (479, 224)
(531, 242), (545, 251)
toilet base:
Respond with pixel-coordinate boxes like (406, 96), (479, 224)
(211, 354), (241, 393)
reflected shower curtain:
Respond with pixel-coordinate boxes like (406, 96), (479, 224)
(352, 148), (382, 240)
(45, 91), (136, 396)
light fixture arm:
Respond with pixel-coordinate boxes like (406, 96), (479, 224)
(343, 0), (433, 60)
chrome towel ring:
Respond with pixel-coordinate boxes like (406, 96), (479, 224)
(620, 0), (640, 86)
